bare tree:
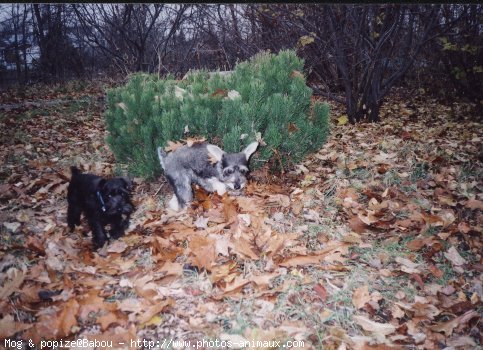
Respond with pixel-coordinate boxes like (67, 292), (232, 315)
(73, 4), (190, 75)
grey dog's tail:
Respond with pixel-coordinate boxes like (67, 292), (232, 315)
(157, 147), (167, 170)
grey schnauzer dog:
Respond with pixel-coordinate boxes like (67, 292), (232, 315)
(157, 141), (258, 211)
(67, 166), (134, 249)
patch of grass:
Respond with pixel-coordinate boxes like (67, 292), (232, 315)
(64, 99), (91, 114)
(105, 287), (137, 302)
(394, 210), (411, 219)
(13, 107), (51, 121)
(351, 239), (413, 264)
(435, 262), (456, 286)
(134, 248), (154, 269)
(401, 183), (417, 194)
(224, 298), (255, 333)
(422, 226), (441, 237)
(410, 162), (431, 182)
(382, 169), (402, 187)
(377, 274), (418, 302)
(302, 224), (325, 250)
(458, 162), (482, 182)
(349, 239), (421, 303)
(397, 141), (417, 161)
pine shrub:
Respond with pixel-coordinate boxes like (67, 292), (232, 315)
(104, 50), (330, 178)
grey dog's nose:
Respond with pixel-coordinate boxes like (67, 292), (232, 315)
(234, 183), (241, 190)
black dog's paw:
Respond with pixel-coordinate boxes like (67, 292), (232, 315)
(109, 229), (125, 239)
(92, 236), (108, 250)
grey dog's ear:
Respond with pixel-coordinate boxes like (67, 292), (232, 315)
(242, 142), (259, 161)
(206, 144), (225, 162)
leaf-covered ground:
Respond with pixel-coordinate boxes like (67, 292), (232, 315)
(0, 83), (481, 349)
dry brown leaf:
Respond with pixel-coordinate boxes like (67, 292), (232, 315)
(183, 136), (206, 147)
(0, 314), (32, 339)
(222, 195), (238, 222)
(464, 199), (483, 210)
(159, 261), (183, 277)
(0, 268), (25, 299)
(97, 311), (126, 331)
(428, 264), (443, 278)
(313, 283), (327, 302)
(78, 291), (111, 321)
(137, 298), (174, 324)
(353, 315), (396, 336)
(106, 240), (128, 253)
(164, 140), (184, 153)
(85, 324), (137, 349)
(358, 211), (378, 225)
(348, 216), (368, 233)
(218, 275), (250, 296)
(444, 246), (467, 266)
(352, 285), (370, 309)
(429, 310), (478, 336)
(188, 235), (216, 271)
(58, 298), (80, 336)
(250, 272), (280, 288)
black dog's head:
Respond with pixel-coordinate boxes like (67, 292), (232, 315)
(97, 177), (134, 216)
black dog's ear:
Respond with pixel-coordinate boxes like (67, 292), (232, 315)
(120, 177), (133, 191)
(71, 166), (82, 176)
(98, 178), (107, 191)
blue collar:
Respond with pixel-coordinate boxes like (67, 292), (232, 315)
(96, 191), (107, 212)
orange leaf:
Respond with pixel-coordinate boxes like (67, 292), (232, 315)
(222, 195), (238, 222)
(428, 264), (443, 278)
(0, 315), (32, 339)
(137, 298), (174, 324)
(188, 236), (216, 271)
(183, 136), (206, 147)
(348, 216), (368, 233)
(211, 88), (228, 98)
(164, 140), (184, 153)
(58, 299), (80, 336)
(287, 122), (299, 133)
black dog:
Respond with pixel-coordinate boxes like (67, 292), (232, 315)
(67, 166), (134, 249)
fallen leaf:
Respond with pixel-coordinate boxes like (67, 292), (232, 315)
(194, 215), (209, 229)
(352, 285), (370, 309)
(429, 310), (478, 336)
(137, 298), (174, 324)
(338, 115), (348, 125)
(313, 283), (327, 302)
(353, 315), (396, 336)
(164, 140), (184, 153)
(464, 199), (483, 210)
(0, 268), (25, 299)
(0, 314), (32, 339)
(444, 246), (467, 266)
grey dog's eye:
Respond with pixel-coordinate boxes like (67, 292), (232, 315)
(225, 168), (233, 175)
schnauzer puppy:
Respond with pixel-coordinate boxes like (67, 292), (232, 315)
(157, 141), (258, 211)
(67, 166), (134, 249)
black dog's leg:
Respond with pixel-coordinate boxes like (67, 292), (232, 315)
(109, 214), (129, 239)
(67, 187), (82, 231)
(88, 217), (108, 249)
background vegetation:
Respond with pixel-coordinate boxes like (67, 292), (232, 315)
(1, 4), (481, 123)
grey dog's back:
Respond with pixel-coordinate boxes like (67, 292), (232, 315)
(161, 143), (218, 179)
